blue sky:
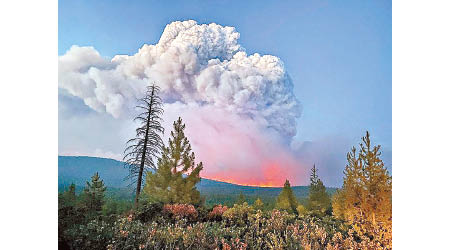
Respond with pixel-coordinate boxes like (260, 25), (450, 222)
(59, 0), (392, 182)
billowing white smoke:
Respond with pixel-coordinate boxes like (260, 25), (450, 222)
(59, 20), (304, 185)
(59, 20), (301, 137)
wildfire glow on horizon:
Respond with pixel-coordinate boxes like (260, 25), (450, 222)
(206, 177), (283, 188)
(198, 160), (307, 187)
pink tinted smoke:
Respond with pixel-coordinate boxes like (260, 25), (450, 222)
(162, 103), (307, 187)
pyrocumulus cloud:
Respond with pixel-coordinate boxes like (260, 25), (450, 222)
(59, 20), (306, 186)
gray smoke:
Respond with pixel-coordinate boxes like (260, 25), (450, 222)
(59, 20), (302, 138)
(59, 20), (310, 186)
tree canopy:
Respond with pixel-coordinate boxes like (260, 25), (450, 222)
(237, 192), (246, 205)
(307, 164), (331, 214)
(332, 131), (392, 229)
(143, 117), (203, 205)
(253, 198), (264, 211)
(80, 172), (106, 215)
(276, 179), (298, 214)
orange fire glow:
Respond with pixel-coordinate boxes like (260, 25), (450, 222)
(178, 106), (308, 187)
(205, 176), (283, 187)
(203, 161), (298, 187)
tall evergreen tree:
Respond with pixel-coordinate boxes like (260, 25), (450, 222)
(58, 183), (78, 225)
(80, 172), (106, 214)
(310, 164), (318, 186)
(237, 192), (246, 205)
(332, 131), (392, 226)
(58, 183), (77, 209)
(276, 179), (298, 214)
(253, 198), (264, 211)
(143, 117), (203, 205)
(307, 164), (331, 214)
(58, 184), (79, 249)
(124, 84), (164, 207)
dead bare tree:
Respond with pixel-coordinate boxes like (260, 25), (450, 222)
(123, 84), (164, 207)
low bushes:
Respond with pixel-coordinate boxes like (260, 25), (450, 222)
(208, 204), (228, 221)
(62, 203), (391, 249)
(163, 203), (198, 221)
(222, 202), (254, 226)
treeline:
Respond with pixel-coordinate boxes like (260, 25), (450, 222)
(58, 84), (392, 249)
(59, 130), (391, 249)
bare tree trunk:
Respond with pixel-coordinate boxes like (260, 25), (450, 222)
(134, 87), (154, 208)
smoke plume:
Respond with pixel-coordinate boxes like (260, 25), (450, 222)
(59, 20), (306, 186)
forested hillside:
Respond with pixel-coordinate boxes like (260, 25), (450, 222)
(59, 156), (336, 207)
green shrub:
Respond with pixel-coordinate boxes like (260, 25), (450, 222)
(109, 215), (149, 250)
(296, 204), (307, 216)
(135, 202), (163, 223)
(222, 202), (254, 226)
(59, 200), (390, 249)
(65, 219), (114, 250)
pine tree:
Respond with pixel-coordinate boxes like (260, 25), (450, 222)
(124, 84), (164, 207)
(276, 179), (298, 214)
(332, 131), (392, 227)
(237, 192), (246, 205)
(307, 164), (331, 214)
(58, 184), (80, 248)
(80, 172), (106, 215)
(58, 183), (78, 224)
(310, 164), (318, 186)
(253, 198), (264, 211)
(59, 183), (77, 209)
(143, 117), (203, 205)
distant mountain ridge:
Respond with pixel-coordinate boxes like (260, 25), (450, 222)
(59, 156), (130, 188)
(58, 156), (336, 201)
